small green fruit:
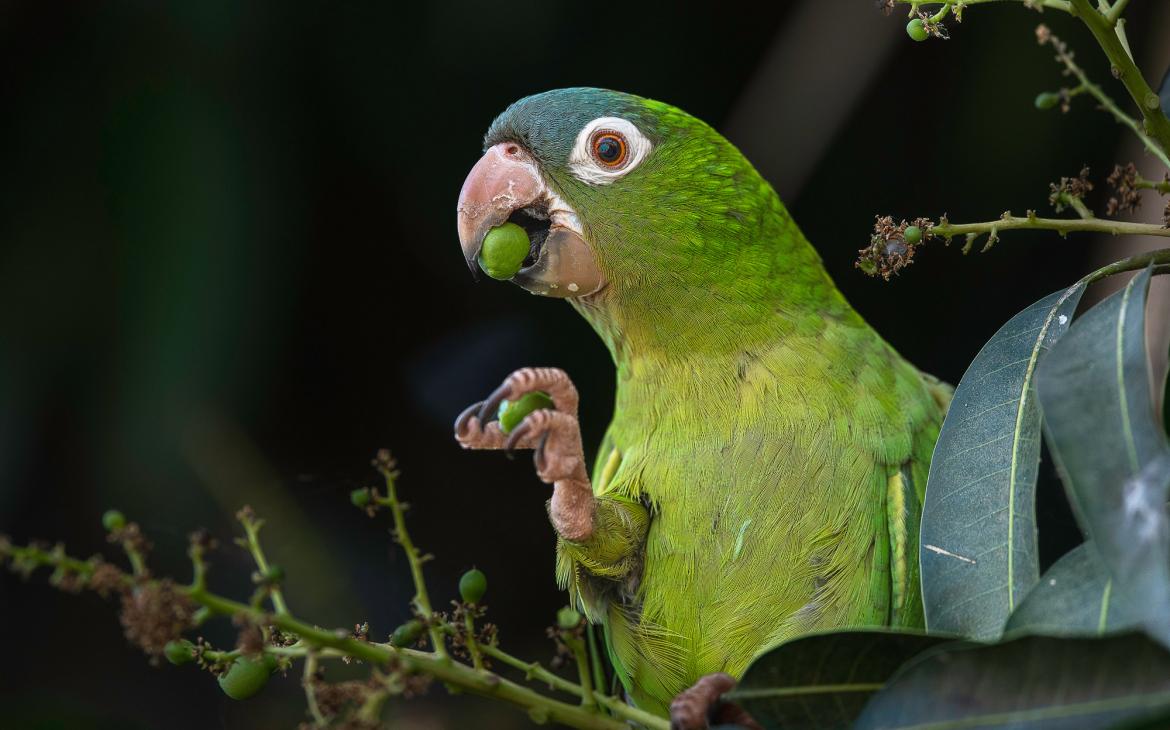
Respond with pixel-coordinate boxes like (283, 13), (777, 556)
(390, 619), (425, 648)
(350, 488), (371, 508)
(903, 225), (923, 246)
(218, 654), (277, 700)
(1034, 91), (1061, 110)
(497, 391), (555, 434)
(557, 606), (582, 630)
(102, 510), (126, 532)
(459, 568), (487, 604)
(478, 222), (531, 280)
(906, 18), (929, 42)
(164, 639), (195, 666)
(264, 564), (285, 583)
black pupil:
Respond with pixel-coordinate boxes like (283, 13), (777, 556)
(596, 136), (621, 163)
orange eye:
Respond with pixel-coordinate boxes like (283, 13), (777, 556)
(590, 131), (628, 168)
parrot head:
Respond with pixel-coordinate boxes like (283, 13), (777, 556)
(457, 88), (835, 353)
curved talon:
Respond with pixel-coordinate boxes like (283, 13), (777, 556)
(477, 381), (514, 425)
(455, 401), (483, 436)
(503, 419), (532, 453)
(533, 431), (550, 473)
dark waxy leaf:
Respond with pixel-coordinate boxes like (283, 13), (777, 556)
(1004, 541), (1141, 636)
(1159, 62), (1170, 120)
(1163, 335), (1169, 437)
(723, 628), (955, 730)
(1112, 706), (1170, 729)
(854, 634), (1170, 730)
(1035, 267), (1170, 648)
(921, 285), (1085, 639)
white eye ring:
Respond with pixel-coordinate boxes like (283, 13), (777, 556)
(567, 117), (651, 185)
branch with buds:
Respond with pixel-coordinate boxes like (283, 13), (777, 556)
(1, 451), (669, 730)
(865, 3), (1170, 279)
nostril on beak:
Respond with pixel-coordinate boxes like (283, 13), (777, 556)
(504, 144), (520, 157)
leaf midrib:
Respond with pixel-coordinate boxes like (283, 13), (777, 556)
(1005, 292), (1075, 609)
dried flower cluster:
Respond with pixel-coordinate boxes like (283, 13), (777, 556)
(1049, 166), (1094, 212)
(120, 579), (197, 656)
(857, 216), (934, 280)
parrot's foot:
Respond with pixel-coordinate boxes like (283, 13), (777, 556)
(454, 367), (594, 542)
(669, 673), (761, 730)
(454, 367), (579, 451)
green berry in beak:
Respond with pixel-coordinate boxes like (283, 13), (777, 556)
(497, 391), (555, 434)
(478, 222), (530, 280)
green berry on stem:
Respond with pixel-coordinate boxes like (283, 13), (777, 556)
(903, 225), (923, 246)
(102, 510), (126, 532)
(460, 568), (487, 604)
(906, 19), (929, 42)
(557, 606), (582, 630)
(350, 488), (371, 508)
(218, 654), (277, 700)
(164, 639), (195, 666)
(497, 391), (555, 434)
(478, 222), (531, 280)
(390, 619), (425, 648)
(1034, 91), (1061, 110)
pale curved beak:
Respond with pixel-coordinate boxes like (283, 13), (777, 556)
(456, 142), (604, 298)
(456, 143), (543, 275)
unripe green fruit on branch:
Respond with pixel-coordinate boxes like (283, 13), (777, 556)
(460, 568), (487, 604)
(218, 654), (278, 700)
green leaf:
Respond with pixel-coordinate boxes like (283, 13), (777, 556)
(723, 628), (955, 730)
(1163, 334), (1169, 437)
(1035, 267), (1170, 648)
(1159, 62), (1170, 121)
(854, 633), (1170, 730)
(1004, 541), (1141, 637)
(921, 284), (1085, 639)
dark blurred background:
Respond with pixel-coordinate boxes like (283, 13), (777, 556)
(2, 2), (1168, 728)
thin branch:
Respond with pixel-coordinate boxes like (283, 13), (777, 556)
(567, 633), (597, 710)
(463, 609), (485, 671)
(477, 642), (666, 729)
(303, 652), (327, 727)
(1083, 248), (1170, 283)
(1135, 176), (1170, 195)
(934, 212), (1170, 241)
(1105, 0), (1130, 25)
(237, 508), (289, 616)
(892, 0), (1072, 12)
(196, 588), (646, 729)
(1042, 29), (1170, 169)
(1070, 0), (1170, 159)
(371, 452), (447, 659)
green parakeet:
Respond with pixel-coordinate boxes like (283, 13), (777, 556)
(454, 88), (950, 716)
